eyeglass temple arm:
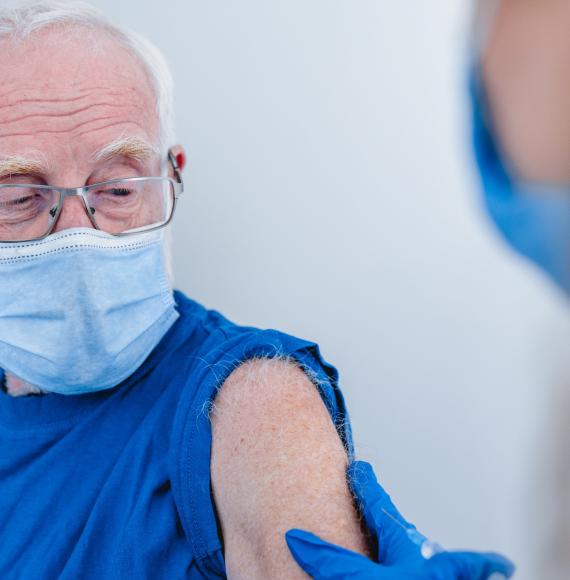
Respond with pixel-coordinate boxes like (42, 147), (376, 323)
(168, 149), (183, 187)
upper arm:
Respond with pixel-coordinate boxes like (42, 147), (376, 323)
(210, 357), (370, 579)
(480, 0), (570, 183)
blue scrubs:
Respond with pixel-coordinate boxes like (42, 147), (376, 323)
(0, 290), (353, 579)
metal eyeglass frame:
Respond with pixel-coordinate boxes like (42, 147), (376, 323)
(0, 149), (184, 243)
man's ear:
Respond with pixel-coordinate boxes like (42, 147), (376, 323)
(169, 144), (187, 173)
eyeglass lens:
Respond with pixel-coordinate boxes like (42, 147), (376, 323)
(0, 179), (174, 241)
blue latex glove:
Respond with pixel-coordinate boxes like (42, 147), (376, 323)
(286, 461), (515, 579)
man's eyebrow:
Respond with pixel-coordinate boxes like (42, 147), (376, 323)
(92, 136), (160, 164)
(0, 156), (50, 180)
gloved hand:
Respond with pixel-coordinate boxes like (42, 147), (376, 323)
(286, 461), (515, 579)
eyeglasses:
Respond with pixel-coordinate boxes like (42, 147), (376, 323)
(0, 149), (184, 243)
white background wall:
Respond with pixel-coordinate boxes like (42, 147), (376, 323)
(91, 1), (570, 576)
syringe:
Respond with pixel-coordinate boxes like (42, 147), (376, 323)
(381, 508), (507, 579)
(381, 508), (444, 560)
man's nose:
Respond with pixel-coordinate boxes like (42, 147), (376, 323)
(52, 195), (94, 233)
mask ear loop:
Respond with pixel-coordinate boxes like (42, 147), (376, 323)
(162, 150), (179, 288)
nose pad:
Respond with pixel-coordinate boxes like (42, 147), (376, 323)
(47, 205), (58, 228)
(52, 196), (95, 233)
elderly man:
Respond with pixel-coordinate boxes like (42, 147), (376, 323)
(0, 2), (514, 579)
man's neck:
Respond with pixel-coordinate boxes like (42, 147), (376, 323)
(3, 372), (43, 397)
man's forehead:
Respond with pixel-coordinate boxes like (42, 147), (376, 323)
(0, 28), (159, 160)
(0, 27), (154, 107)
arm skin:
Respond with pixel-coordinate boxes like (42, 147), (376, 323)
(480, 0), (570, 184)
(210, 358), (371, 579)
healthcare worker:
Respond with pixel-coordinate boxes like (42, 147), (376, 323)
(473, 2), (570, 578)
(472, 0), (570, 297)
(288, 0), (569, 578)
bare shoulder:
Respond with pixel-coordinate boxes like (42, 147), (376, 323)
(211, 357), (369, 579)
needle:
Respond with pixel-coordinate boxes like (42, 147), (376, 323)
(381, 508), (444, 560)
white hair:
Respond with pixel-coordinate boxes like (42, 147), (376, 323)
(0, 0), (176, 154)
(0, 0), (177, 283)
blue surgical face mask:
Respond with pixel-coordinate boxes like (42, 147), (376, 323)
(470, 70), (570, 296)
(0, 227), (179, 395)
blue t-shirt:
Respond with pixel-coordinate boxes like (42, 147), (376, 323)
(0, 290), (353, 579)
